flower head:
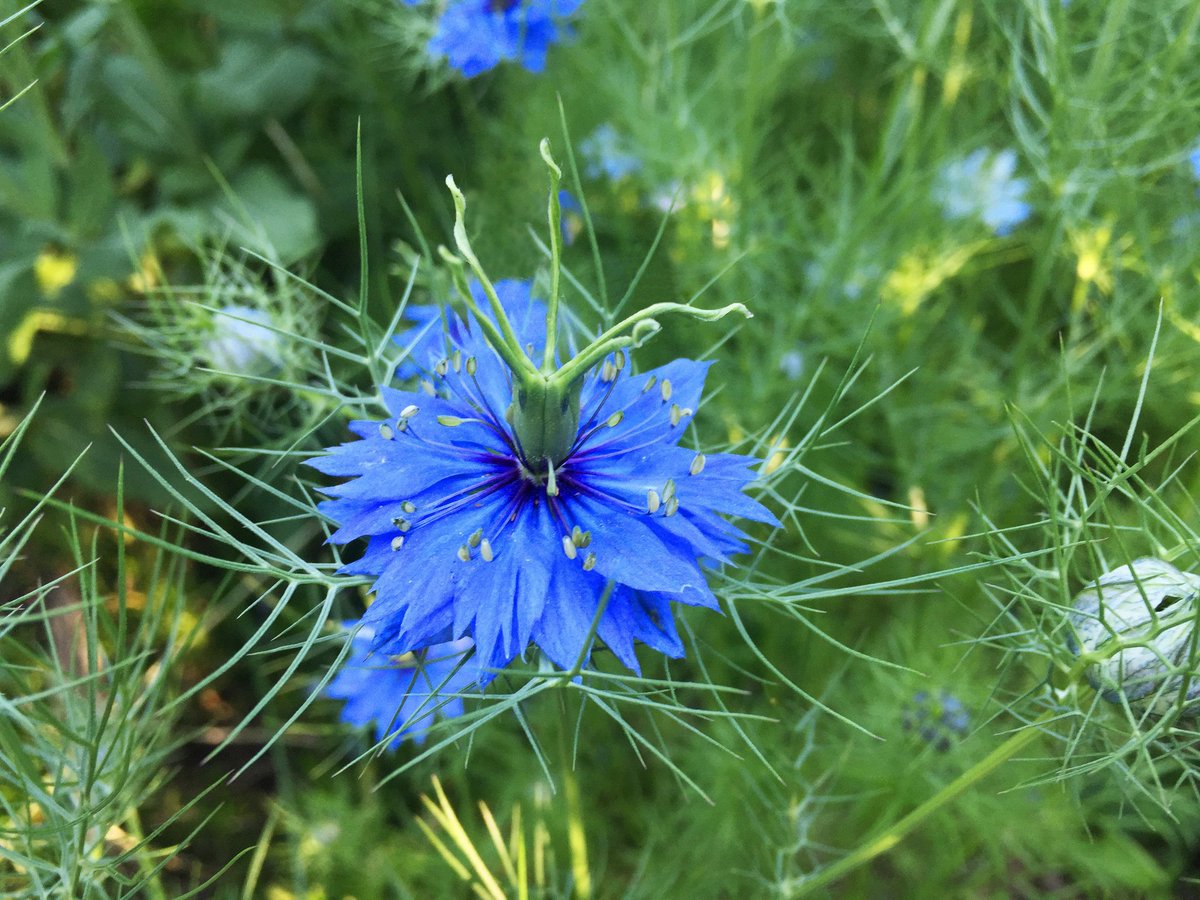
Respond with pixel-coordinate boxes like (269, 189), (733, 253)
(327, 624), (475, 747)
(206, 305), (283, 374)
(428, 0), (586, 78)
(1069, 557), (1200, 715)
(934, 148), (1031, 236)
(901, 689), (969, 752)
(309, 282), (774, 683)
(580, 124), (642, 182)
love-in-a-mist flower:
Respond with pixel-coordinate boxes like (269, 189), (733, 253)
(1069, 557), (1200, 716)
(580, 124), (642, 182)
(328, 624), (475, 747)
(934, 148), (1031, 236)
(308, 149), (774, 683)
(206, 305), (283, 374)
(428, 0), (585, 78)
(902, 690), (969, 752)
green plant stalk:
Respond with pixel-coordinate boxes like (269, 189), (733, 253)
(790, 716), (1048, 897)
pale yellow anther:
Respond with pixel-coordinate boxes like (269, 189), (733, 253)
(664, 496), (679, 517)
(391, 536), (405, 551)
(457, 544), (471, 562)
(402, 501), (417, 514)
(660, 379), (673, 402)
(469, 528), (483, 548)
(480, 538), (494, 562)
(379, 423), (395, 440)
(583, 552), (597, 571)
(562, 535), (578, 560)
(690, 453), (706, 476)
(400, 404), (420, 418)
(642, 375), (657, 394)
(647, 489), (661, 514)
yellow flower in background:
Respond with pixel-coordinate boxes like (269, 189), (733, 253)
(128, 250), (163, 294)
(33, 248), (78, 299)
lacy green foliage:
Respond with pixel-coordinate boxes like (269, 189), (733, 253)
(0, 408), (219, 897)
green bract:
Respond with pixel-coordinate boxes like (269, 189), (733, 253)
(1069, 558), (1200, 716)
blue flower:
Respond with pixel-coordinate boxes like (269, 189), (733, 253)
(308, 285), (776, 683)
(1189, 142), (1200, 182)
(327, 624), (475, 747)
(393, 281), (542, 380)
(428, 0), (586, 78)
(580, 124), (642, 182)
(935, 148), (1032, 236)
(558, 189), (583, 246)
(902, 690), (969, 751)
(393, 304), (447, 381)
(206, 304), (283, 374)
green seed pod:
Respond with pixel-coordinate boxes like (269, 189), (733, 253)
(1069, 558), (1200, 715)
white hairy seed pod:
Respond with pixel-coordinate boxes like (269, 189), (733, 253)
(1069, 557), (1200, 715)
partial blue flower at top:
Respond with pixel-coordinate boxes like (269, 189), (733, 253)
(308, 284), (776, 684)
(428, 0), (586, 78)
(580, 124), (642, 182)
(206, 305), (283, 374)
(935, 148), (1032, 237)
(1188, 142), (1200, 182)
(328, 623), (475, 748)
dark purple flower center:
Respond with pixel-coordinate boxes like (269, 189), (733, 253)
(487, 0), (520, 12)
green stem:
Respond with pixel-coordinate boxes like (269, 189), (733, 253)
(539, 139), (563, 373)
(445, 176), (539, 378)
(555, 301), (751, 385)
(790, 714), (1049, 897)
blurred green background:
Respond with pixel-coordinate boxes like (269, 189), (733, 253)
(3, 0), (1200, 896)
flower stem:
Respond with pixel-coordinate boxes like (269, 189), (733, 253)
(444, 175), (539, 378)
(540, 139), (563, 374)
(790, 714), (1049, 897)
(555, 301), (752, 385)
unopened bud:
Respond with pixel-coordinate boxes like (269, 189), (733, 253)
(1069, 558), (1200, 715)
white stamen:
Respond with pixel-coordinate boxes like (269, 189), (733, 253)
(378, 423), (394, 440)
(647, 489), (661, 514)
(480, 538), (494, 562)
(583, 552), (597, 571)
(400, 404), (420, 419)
(562, 535), (577, 560)
(660, 379), (673, 402)
(642, 375), (657, 394)
(466, 356), (478, 376)
(402, 501), (417, 514)
(391, 536), (405, 551)
(690, 453), (706, 476)
(456, 544), (471, 562)
(664, 496), (679, 517)
(469, 528), (483, 548)
(435, 359), (449, 376)
(606, 411), (624, 428)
